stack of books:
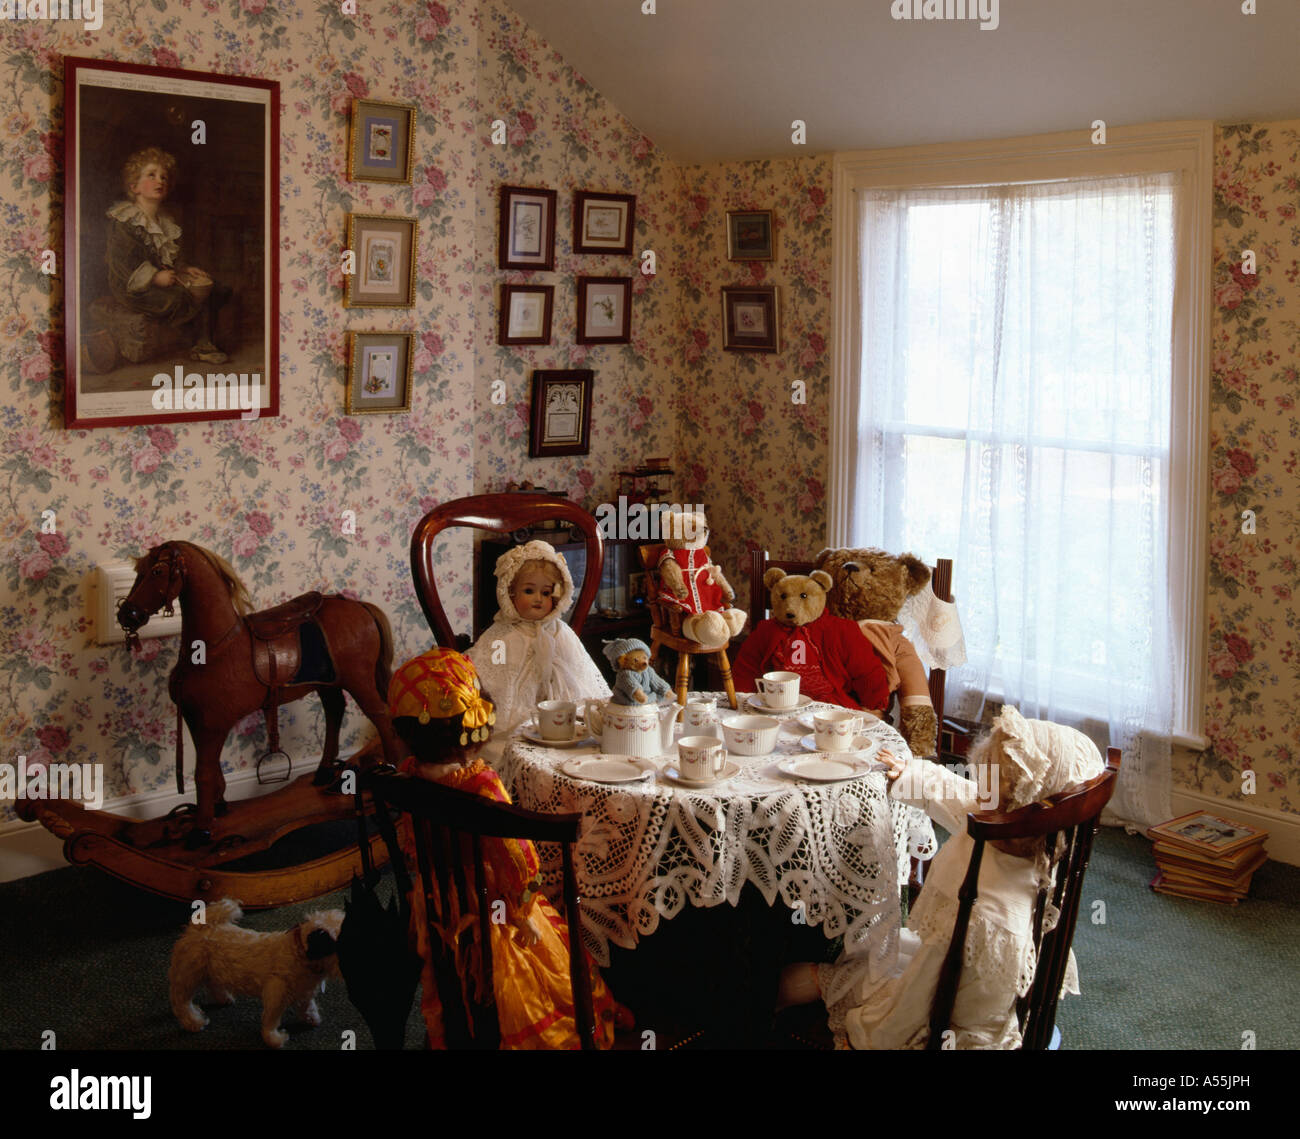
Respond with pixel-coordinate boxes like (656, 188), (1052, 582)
(1148, 810), (1269, 905)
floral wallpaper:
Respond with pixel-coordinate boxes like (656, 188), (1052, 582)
(668, 157), (832, 579)
(1169, 122), (1300, 816)
(1, 0), (481, 817)
(472, 0), (676, 509)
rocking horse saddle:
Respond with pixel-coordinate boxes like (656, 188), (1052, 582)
(249, 592), (326, 691)
(247, 590), (325, 641)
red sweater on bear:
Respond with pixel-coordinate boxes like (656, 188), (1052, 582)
(734, 613), (891, 711)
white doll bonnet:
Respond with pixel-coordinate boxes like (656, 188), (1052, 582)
(989, 706), (1105, 809)
(493, 539), (575, 622)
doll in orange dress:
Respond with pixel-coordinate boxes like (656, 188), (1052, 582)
(387, 648), (617, 1049)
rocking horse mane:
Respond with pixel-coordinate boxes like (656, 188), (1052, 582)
(136, 541), (255, 616)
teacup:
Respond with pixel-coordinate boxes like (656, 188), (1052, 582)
(682, 696), (719, 735)
(756, 671), (800, 709)
(678, 735), (726, 781)
(535, 699), (578, 741)
(813, 708), (860, 752)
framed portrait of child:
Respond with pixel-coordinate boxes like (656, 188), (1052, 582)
(63, 57), (280, 428)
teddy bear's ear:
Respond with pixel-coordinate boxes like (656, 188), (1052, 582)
(811, 570), (834, 592)
(763, 567), (788, 589)
(813, 547), (832, 567)
(900, 554), (932, 593)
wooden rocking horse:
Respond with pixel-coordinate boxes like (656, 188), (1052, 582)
(17, 541), (404, 908)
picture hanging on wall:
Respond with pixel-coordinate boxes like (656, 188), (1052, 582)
(726, 209), (774, 260)
(348, 98), (416, 184)
(529, 369), (593, 457)
(63, 56), (280, 428)
(573, 190), (636, 255)
(498, 185), (557, 271)
(721, 286), (780, 352)
(576, 276), (632, 344)
(346, 331), (413, 414)
(344, 214), (418, 307)
(499, 284), (554, 346)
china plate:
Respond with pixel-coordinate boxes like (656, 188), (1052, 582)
(559, 756), (653, 784)
(746, 693), (814, 714)
(661, 760), (742, 788)
(519, 721), (593, 748)
(798, 734), (882, 758)
(794, 709), (879, 731)
(778, 754), (882, 783)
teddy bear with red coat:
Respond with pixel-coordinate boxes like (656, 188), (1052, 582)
(734, 568), (890, 712)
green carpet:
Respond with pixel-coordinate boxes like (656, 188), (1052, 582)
(0, 826), (1296, 1049)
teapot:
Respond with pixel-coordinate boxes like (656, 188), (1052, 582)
(581, 698), (681, 759)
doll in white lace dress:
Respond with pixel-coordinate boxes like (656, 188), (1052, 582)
(466, 540), (610, 761)
(780, 706), (1104, 1048)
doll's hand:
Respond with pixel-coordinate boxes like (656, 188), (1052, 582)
(512, 911), (543, 947)
(152, 268), (177, 287)
(878, 748), (906, 781)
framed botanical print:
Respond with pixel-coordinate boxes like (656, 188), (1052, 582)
(498, 185), (557, 271)
(348, 98), (416, 184)
(346, 331), (413, 414)
(529, 369), (593, 457)
(722, 286), (780, 352)
(344, 214), (417, 307)
(63, 56), (279, 427)
(499, 284), (554, 346)
(727, 209), (774, 260)
(573, 190), (636, 255)
(576, 276), (632, 344)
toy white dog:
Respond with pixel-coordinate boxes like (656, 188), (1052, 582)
(169, 898), (344, 1048)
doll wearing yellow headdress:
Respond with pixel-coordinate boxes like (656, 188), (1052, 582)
(388, 648), (617, 1049)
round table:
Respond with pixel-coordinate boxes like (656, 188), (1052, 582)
(497, 694), (937, 977)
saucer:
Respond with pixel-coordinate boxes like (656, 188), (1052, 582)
(661, 760), (742, 788)
(519, 721), (592, 747)
(777, 754), (881, 783)
(559, 756), (653, 784)
(794, 709), (879, 731)
(799, 734), (882, 758)
(746, 693), (813, 714)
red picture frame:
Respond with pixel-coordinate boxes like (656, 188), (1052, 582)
(529, 369), (593, 457)
(576, 276), (632, 345)
(63, 57), (280, 428)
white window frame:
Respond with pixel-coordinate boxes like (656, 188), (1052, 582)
(829, 122), (1213, 749)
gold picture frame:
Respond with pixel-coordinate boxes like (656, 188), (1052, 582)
(346, 331), (413, 414)
(347, 98), (417, 184)
(344, 213), (418, 308)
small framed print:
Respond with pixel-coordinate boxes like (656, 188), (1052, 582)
(346, 331), (413, 414)
(727, 209), (774, 260)
(499, 185), (557, 271)
(576, 276), (632, 344)
(722, 286), (780, 352)
(345, 214), (417, 307)
(529, 369), (593, 457)
(499, 284), (554, 346)
(348, 98), (416, 184)
(573, 190), (636, 255)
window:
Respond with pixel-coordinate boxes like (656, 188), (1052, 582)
(829, 125), (1213, 825)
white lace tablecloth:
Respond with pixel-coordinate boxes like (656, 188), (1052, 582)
(497, 695), (937, 970)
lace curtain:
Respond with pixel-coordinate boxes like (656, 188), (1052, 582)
(848, 175), (1178, 827)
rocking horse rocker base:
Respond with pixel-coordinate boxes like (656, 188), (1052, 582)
(19, 541), (406, 909)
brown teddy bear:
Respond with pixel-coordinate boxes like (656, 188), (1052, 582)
(654, 510), (747, 649)
(733, 568), (890, 711)
(813, 547), (938, 757)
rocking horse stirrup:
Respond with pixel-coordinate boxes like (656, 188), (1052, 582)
(257, 749), (293, 785)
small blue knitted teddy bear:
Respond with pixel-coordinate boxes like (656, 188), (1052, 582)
(602, 638), (673, 705)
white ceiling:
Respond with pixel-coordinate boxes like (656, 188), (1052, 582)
(502, 0), (1300, 163)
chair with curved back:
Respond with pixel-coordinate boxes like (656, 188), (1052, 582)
(410, 493), (604, 648)
(637, 544), (740, 712)
(927, 747), (1121, 1050)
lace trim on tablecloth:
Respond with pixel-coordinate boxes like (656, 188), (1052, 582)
(496, 707), (935, 969)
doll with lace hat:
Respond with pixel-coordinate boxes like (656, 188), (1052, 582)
(387, 647), (619, 1049)
(778, 706), (1104, 1049)
(466, 540), (610, 751)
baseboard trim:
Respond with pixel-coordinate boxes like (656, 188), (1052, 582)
(1169, 786), (1300, 868)
(0, 758), (354, 885)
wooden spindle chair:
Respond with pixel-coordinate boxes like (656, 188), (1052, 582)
(927, 747), (1121, 1050)
(365, 767), (599, 1050)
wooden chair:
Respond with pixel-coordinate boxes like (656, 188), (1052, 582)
(410, 493), (604, 648)
(365, 767), (599, 1050)
(927, 747), (1121, 1051)
(637, 544), (739, 711)
(746, 550), (957, 736)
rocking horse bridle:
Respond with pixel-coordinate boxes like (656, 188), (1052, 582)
(117, 543), (186, 651)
